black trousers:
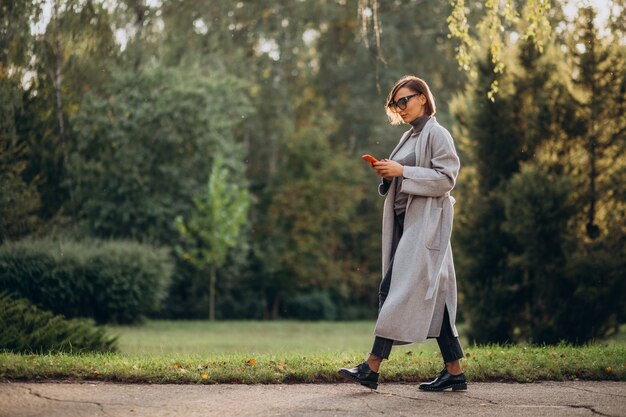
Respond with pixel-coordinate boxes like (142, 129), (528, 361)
(370, 212), (464, 363)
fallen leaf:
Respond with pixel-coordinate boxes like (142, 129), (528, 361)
(605, 367), (612, 373)
(201, 373), (208, 379)
(172, 363), (181, 369)
(246, 359), (257, 366)
(277, 364), (286, 371)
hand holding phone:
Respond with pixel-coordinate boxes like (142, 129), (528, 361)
(361, 154), (378, 165)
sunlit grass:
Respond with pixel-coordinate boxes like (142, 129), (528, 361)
(2, 321), (624, 383)
(1, 343), (624, 384)
(106, 320), (448, 355)
(106, 320), (626, 355)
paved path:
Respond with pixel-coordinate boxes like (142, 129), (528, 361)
(1, 381), (624, 417)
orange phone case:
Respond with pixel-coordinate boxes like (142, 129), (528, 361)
(361, 154), (378, 164)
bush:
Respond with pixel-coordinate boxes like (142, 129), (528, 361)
(0, 238), (174, 324)
(284, 291), (338, 321)
(0, 292), (117, 353)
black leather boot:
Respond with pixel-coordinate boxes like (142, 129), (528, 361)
(419, 367), (467, 391)
(338, 362), (379, 390)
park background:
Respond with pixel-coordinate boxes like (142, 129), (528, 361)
(1, 0), (625, 372)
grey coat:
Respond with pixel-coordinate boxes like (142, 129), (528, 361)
(374, 116), (461, 344)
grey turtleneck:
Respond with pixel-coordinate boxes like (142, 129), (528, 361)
(382, 115), (431, 216)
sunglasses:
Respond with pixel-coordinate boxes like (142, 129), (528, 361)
(388, 93), (421, 113)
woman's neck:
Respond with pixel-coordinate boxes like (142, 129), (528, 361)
(410, 114), (430, 130)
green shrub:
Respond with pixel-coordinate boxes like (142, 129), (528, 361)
(0, 292), (117, 353)
(284, 290), (338, 320)
(0, 238), (174, 324)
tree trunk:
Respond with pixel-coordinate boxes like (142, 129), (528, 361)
(51, 0), (71, 205)
(271, 294), (279, 320)
(209, 263), (216, 321)
(132, 0), (146, 71)
(585, 32), (600, 240)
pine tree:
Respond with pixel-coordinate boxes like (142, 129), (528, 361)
(567, 6), (626, 241)
(451, 37), (526, 343)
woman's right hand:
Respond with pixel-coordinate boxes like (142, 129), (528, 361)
(373, 159), (397, 181)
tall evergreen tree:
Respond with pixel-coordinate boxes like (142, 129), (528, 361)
(453, 9), (626, 343)
(451, 37), (525, 343)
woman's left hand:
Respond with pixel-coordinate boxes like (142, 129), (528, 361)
(373, 159), (404, 178)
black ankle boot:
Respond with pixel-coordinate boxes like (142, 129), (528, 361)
(338, 362), (379, 390)
(419, 367), (467, 391)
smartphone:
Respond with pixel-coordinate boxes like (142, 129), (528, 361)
(361, 154), (378, 165)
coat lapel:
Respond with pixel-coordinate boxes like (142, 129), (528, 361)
(388, 129), (413, 160)
(389, 116), (438, 161)
(404, 117), (438, 214)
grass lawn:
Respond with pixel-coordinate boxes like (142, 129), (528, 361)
(105, 320), (445, 355)
(1, 320), (625, 384)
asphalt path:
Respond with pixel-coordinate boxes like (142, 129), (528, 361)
(1, 381), (624, 417)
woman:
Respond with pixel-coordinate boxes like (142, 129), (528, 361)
(339, 76), (466, 392)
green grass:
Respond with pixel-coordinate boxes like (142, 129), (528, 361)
(1, 343), (624, 383)
(105, 320), (445, 355)
(2, 321), (625, 384)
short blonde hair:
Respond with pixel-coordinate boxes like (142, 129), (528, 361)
(385, 76), (436, 125)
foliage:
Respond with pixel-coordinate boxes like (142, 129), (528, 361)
(566, 6), (626, 240)
(447, 0), (551, 99)
(0, 292), (117, 353)
(254, 90), (374, 318)
(1, 0), (624, 328)
(0, 238), (174, 324)
(69, 66), (252, 244)
(284, 291), (338, 321)
(175, 154), (251, 321)
(453, 12), (626, 345)
(0, 76), (40, 243)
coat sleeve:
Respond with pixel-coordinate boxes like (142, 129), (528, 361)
(378, 178), (392, 196)
(400, 126), (460, 197)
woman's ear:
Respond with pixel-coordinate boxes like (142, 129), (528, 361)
(419, 94), (427, 106)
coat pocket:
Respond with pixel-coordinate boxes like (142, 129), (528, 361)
(425, 207), (443, 250)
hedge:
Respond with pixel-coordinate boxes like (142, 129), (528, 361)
(0, 238), (173, 324)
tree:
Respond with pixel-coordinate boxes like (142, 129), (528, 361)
(0, 77), (41, 243)
(68, 66), (252, 244)
(567, 6), (626, 240)
(253, 87), (372, 319)
(25, 0), (118, 221)
(357, 0), (552, 99)
(175, 155), (250, 321)
(0, 0), (43, 242)
(452, 11), (626, 344)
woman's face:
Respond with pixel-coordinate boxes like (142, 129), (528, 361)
(392, 86), (427, 124)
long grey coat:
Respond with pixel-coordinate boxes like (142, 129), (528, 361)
(374, 116), (461, 344)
